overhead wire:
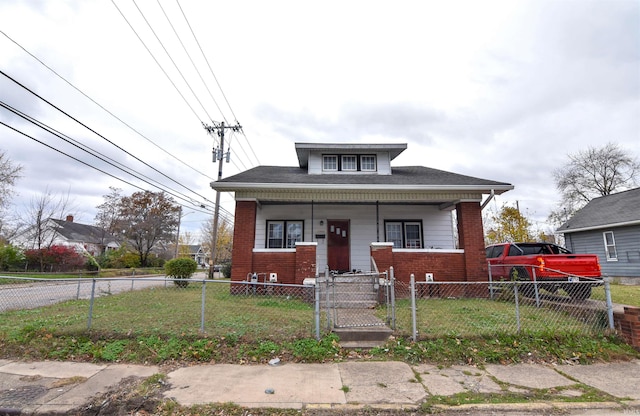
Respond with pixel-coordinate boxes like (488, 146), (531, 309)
(175, 0), (261, 167)
(0, 29), (217, 182)
(0, 70), (235, 222)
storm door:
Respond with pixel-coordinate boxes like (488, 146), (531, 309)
(327, 220), (350, 272)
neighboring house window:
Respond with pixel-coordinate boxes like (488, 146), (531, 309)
(323, 155), (338, 171)
(342, 155), (357, 171)
(603, 231), (617, 261)
(385, 220), (423, 249)
(361, 155), (376, 171)
(267, 220), (303, 248)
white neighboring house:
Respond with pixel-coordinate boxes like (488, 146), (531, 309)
(13, 215), (120, 256)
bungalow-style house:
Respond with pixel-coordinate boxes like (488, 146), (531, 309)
(14, 215), (120, 256)
(211, 143), (513, 285)
(558, 187), (640, 279)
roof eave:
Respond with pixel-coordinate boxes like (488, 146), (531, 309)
(211, 182), (513, 194)
(558, 219), (640, 234)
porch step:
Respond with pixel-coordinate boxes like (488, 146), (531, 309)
(334, 326), (393, 348)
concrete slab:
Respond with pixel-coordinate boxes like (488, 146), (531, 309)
(164, 363), (346, 409)
(558, 360), (640, 400)
(41, 364), (160, 409)
(484, 363), (575, 389)
(338, 361), (427, 404)
(0, 360), (106, 379)
(414, 364), (502, 395)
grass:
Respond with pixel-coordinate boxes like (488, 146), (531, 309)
(0, 279), (638, 366)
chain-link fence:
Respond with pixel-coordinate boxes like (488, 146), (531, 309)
(0, 270), (615, 344)
(392, 274), (613, 341)
(0, 275), (319, 341)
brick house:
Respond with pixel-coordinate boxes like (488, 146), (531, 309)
(211, 143), (513, 285)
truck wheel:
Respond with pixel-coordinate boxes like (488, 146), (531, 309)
(564, 283), (592, 301)
(510, 267), (534, 297)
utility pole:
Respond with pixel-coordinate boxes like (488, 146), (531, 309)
(203, 121), (242, 278)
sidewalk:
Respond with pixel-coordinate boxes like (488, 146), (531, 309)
(1, 358), (639, 414)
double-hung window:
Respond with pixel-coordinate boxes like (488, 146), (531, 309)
(341, 155), (357, 171)
(267, 220), (303, 248)
(385, 220), (423, 249)
(603, 231), (617, 261)
(360, 155), (376, 171)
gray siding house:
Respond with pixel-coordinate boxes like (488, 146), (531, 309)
(557, 187), (640, 279)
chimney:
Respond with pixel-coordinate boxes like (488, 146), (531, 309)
(66, 215), (74, 222)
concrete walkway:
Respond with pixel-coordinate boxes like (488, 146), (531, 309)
(1, 359), (639, 414)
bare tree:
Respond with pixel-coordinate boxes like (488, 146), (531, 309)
(200, 215), (233, 269)
(549, 142), (640, 225)
(0, 150), (23, 240)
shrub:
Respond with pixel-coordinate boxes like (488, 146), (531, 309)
(165, 258), (198, 288)
(24, 245), (85, 272)
(0, 243), (25, 271)
(221, 263), (232, 278)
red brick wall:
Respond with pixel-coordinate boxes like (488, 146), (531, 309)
(295, 244), (317, 284)
(370, 244), (393, 273)
(615, 306), (640, 350)
(252, 251), (296, 284)
(456, 202), (488, 282)
(230, 200), (257, 282)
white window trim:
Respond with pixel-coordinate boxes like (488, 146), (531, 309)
(384, 220), (423, 249)
(322, 155), (338, 172)
(602, 231), (618, 261)
(341, 155), (357, 171)
(360, 155), (377, 172)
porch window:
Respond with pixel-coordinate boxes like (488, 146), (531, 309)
(361, 155), (376, 171)
(385, 220), (423, 249)
(267, 220), (303, 248)
(603, 231), (617, 261)
(341, 155), (357, 171)
(323, 155), (338, 171)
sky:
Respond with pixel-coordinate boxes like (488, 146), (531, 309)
(1, 0), (639, 241)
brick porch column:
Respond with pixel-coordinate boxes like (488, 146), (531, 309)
(456, 202), (488, 282)
(295, 242), (317, 284)
(230, 200), (257, 281)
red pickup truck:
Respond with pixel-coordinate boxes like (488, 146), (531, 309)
(486, 242), (602, 300)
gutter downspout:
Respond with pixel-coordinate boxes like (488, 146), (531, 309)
(481, 189), (495, 210)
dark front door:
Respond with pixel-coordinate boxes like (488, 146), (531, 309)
(327, 220), (350, 272)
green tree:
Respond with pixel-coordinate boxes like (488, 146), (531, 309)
(549, 142), (639, 226)
(485, 205), (536, 245)
(113, 191), (180, 267)
(0, 242), (24, 271)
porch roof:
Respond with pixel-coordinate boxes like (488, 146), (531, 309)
(212, 166), (512, 205)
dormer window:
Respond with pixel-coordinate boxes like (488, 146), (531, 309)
(342, 155), (357, 171)
(322, 153), (377, 172)
(323, 155), (338, 171)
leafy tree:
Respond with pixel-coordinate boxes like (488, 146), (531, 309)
(200, 216), (233, 267)
(549, 142), (639, 225)
(484, 205), (536, 245)
(113, 191), (180, 267)
(0, 243), (24, 271)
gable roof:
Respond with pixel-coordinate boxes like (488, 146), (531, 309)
(213, 165), (513, 193)
(558, 187), (640, 233)
(50, 219), (118, 245)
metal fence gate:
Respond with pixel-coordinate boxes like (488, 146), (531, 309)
(320, 270), (394, 329)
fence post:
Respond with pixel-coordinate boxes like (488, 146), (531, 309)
(513, 281), (521, 333)
(410, 274), (417, 342)
(315, 280), (320, 340)
(325, 266), (332, 330)
(200, 280), (207, 333)
(76, 276), (82, 300)
(531, 267), (540, 307)
(488, 262), (494, 300)
(604, 278), (614, 330)
(87, 279), (96, 330)
(390, 267), (396, 330)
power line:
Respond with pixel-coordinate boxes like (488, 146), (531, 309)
(0, 69), (218, 210)
(0, 29), (217, 182)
